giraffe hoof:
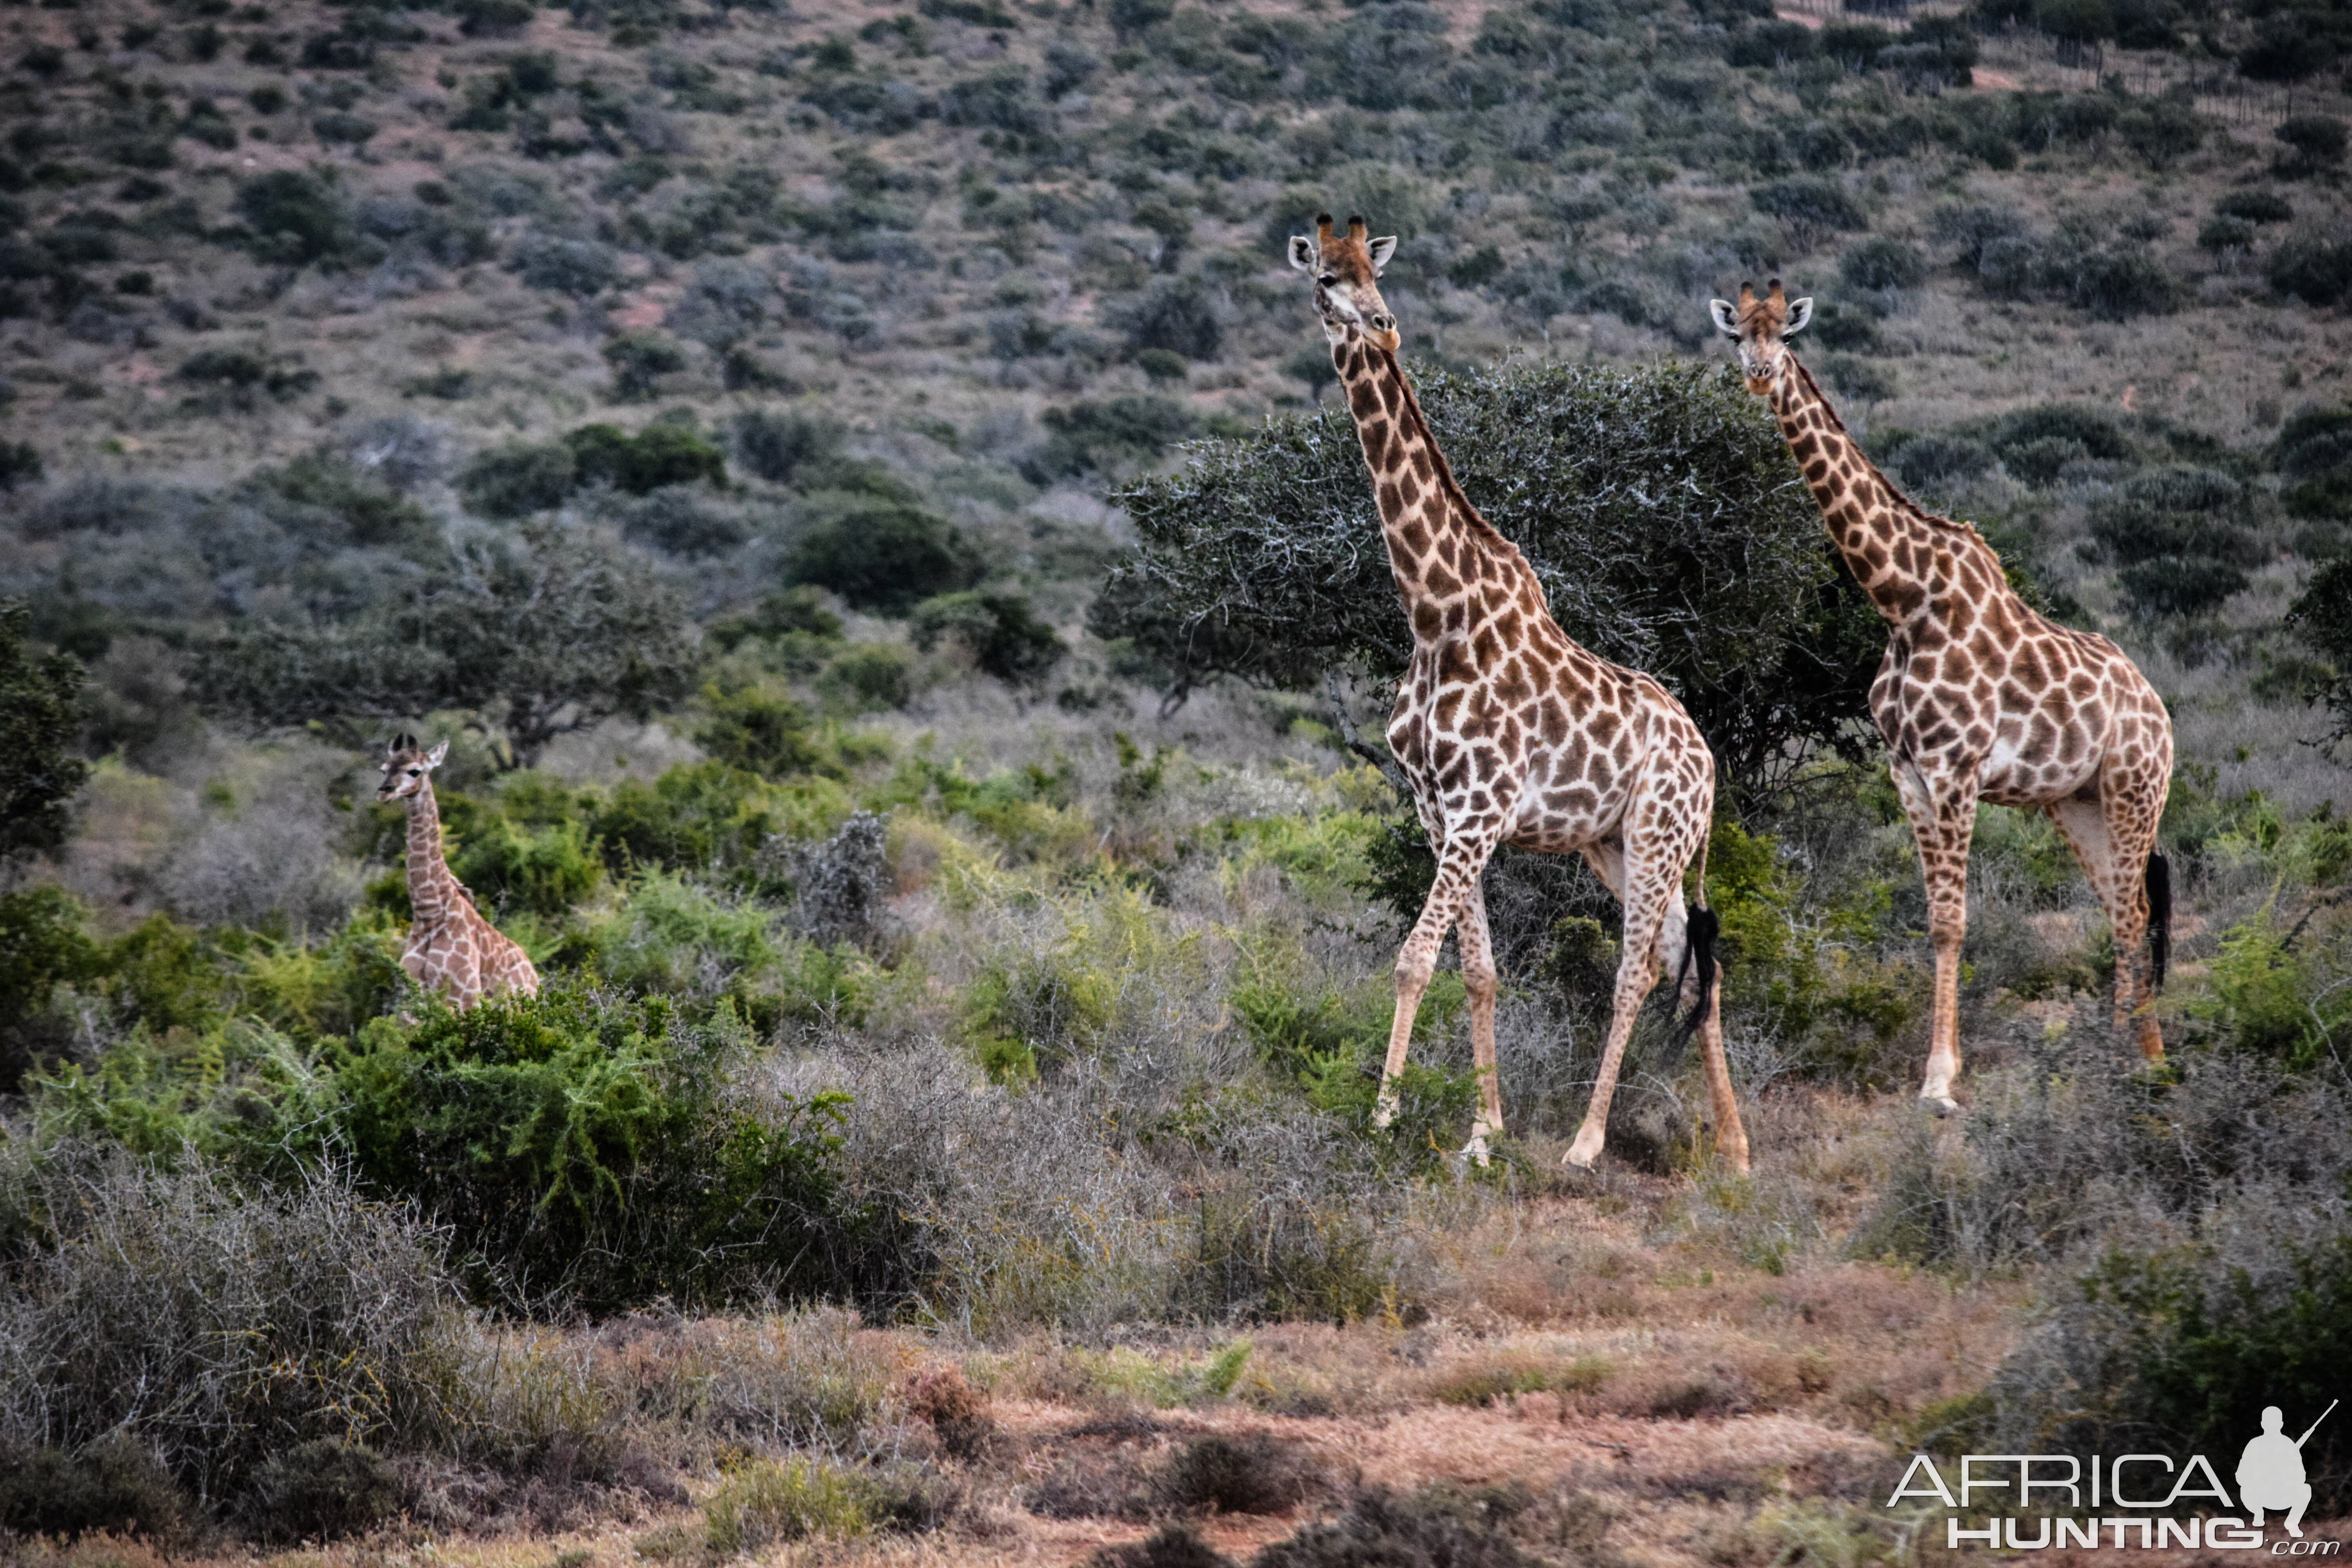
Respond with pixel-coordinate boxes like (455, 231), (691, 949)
(1920, 1093), (1961, 1118)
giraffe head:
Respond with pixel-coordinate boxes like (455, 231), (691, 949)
(1287, 213), (1401, 352)
(1708, 278), (1813, 394)
(377, 732), (449, 803)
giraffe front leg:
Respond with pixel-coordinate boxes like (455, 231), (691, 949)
(1457, 882), (1504, 1165)
(1376, 823), (1500, 1131)
(1895, 761), (1978, 1116)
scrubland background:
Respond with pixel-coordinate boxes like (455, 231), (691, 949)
(3, 0), (2352, 1557)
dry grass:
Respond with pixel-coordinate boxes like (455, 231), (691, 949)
(0, 1147), (2019, 1564)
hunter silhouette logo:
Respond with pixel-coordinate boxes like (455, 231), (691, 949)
(2241, 1402), (2335, 1539)
(1887, 1400), (2342, 1551)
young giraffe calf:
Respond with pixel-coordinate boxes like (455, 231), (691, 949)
(1296, 216), (1747, 1171)
(377, 735), (540, 1008)
(1710, 281), (2173, 1112)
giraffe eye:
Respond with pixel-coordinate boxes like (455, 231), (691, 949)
(1318, 274), (1337, 287)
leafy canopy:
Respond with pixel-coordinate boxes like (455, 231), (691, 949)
(193, 521), (696, 764)
(1095, 359), (1879, 802)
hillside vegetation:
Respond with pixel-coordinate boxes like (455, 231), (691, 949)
(3, 0), (2352, 1559)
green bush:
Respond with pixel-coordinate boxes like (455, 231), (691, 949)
(789, 503), (976, 613)
(697, 678), (825, 777)
(592, 759), (849, 882)
(1838, 235), (1925, 291)
(2267, 235), (2352, 308)
(2279, 403), (2352, 521)
(1027, 395), (1203, 481)
(0, 439), (42, 491)
(458, 441), (577, 518)
(2118, 556), (2250, 619)
(232, 169), (355, 266)
(328, 979), (857, 1308)
(602, 330), (689, 399)
(732, 408), (842, 485)
(1999, 1234), (2352, 1517)
(2287, 556), (2352, 749)
(2217, 189), (2295, 224)
(446, 805), (604, 917)
(0, 887), (103, 1091)
(818, 644), (918, 712)
(564, 422), (727, 494)
(1, 601), (88, 864)
(2276, 114), (2348, 176)
(1749, 177), (1867, 245)
(910, 592), (1067, 685)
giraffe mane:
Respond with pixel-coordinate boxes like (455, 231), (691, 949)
(1369, 344), (1550, 613)
(1786, 356), (2010, 573)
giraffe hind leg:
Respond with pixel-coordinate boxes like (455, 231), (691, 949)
(1563, 828), (1683, 1171)
(2047, 783), (2165, 1063)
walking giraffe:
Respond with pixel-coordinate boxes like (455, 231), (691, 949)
(1709, 280), (2173, 1111)
(376, 734), (541, 1008)
(1294, 215), (1748, 1171)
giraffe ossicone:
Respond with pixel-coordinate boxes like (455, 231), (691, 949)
(1292, 216), (1749, 1174)
(376, 732), (541, 1010)
(1711, 279), (2173, 1113)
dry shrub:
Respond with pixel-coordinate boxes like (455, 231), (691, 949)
(1254, 1484), (1544, 1568)
(1157, 1432), (1318, 1515)
(0, 1433), (190, 1545)
(904, 1363), (994, 1461)
(1090, 1522), (1237, 1568)
(1426, 1353), (1609, 1408)
(590, 1307), (901, 1463)
(242, 1438), (401, 1543)
(0, 1146), (454, 1509)
(0, 1530), (179, 1568)
(1025, 1443), (1160, 1521)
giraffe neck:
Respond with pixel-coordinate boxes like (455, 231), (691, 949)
(405, 780), (462, 926)
(1769, 356), (1952, 627)
(1332, 336), (1544, 637)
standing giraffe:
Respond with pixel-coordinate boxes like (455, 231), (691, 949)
(1709, 281), (2172, 1111)
(1293, 215), (1748, 1172)
(376, 734), (541, 1008)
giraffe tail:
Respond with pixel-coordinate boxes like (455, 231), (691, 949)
(1674, 836), (1719, 1046)
(2146, 849), (2171, 992)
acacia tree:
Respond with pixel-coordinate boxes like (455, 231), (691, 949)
(1093, 359), (1882, 806)
(196, 521), (697, 765)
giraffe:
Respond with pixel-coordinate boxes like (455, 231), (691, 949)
(1709, 280), (2174, 1112)
(375, 734), (541, 1009)
(1292, 215), (1748, 1172)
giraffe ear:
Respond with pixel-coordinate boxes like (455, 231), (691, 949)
(1366, 234), (1398, 271)
(1709, 299), (1740, 336)
(1784, 297), (1814, 336)
(1287, 234), (1319, 273)
(424, 740), (449, 769)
